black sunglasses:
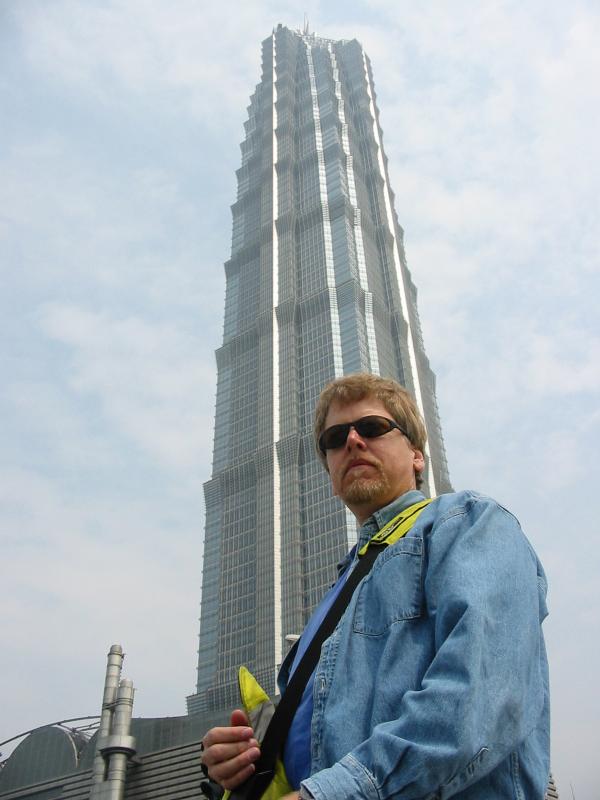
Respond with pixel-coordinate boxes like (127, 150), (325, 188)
(318, 415), (409, 453)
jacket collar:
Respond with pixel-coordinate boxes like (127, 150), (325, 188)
(337, 489), (426, 576)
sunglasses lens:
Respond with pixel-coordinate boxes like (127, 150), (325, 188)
(320, 424), (350, 451)
(354, 417), (393, 438)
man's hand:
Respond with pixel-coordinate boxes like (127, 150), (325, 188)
(201, 709), (261, 790)
(280, 794), (300, 800)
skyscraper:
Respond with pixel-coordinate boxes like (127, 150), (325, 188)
(186, 24), (451, 717)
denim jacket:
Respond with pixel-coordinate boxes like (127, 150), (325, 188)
(281, 490), (550, 800)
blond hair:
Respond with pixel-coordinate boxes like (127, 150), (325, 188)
(313, 373), (427, 487)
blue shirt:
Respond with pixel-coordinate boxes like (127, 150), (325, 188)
(281, 490), (426, 788)
(279, 490), (550, 800)
(282, 547), (353, 788)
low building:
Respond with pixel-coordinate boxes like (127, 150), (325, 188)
(0, 646), (221, 800)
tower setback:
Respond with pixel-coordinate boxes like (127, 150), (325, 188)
(187, 24), (451, 716)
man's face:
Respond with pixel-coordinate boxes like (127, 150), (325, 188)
(323, 397), (425, 524)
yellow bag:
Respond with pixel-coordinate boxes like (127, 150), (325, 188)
(225, 667), (293, 800)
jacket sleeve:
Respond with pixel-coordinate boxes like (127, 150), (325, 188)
(302, 495), (549, 800)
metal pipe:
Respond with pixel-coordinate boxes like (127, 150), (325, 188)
(104, 679), (136, 791)
(89, 645), (136, 800)
(92, 645), (123, 785)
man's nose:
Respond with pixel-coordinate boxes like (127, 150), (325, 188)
(346, 425), (367, 448)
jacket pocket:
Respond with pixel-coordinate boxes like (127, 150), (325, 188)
(352, 536), (424, 635)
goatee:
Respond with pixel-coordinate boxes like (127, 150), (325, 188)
(343, 471), (390, 505)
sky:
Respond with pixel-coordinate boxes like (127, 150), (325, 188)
(1, 0), (598, 795)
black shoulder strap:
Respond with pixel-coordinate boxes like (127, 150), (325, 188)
(232, 542), (384, 800)
(270, 542), (383, 743)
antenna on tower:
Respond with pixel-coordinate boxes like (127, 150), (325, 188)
(303, 13), (309, 35)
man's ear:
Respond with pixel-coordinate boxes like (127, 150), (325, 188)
(412, 448), (425, 474)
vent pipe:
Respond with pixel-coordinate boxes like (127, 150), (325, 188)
(90, 645), (137, 800)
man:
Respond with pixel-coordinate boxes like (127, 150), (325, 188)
(202, 374), (550, 799)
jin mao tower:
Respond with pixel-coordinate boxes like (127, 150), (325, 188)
(187, 24), (451, 716)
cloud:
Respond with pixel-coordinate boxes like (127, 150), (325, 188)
(523, 328), (600, 395)
(37, 304), (215, 468)
(10, 0), (304, 127)
(0, 465), (202, 730)
(1, 132), (217, 293)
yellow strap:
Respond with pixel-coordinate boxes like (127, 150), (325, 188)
(358, 499), (432, 556)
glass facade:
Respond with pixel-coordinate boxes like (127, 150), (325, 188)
(187, 25), (452, 716)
